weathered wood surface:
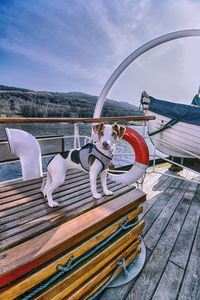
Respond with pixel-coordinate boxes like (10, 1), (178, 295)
(66, 242), (142, 300)
(35, 227), (143, 300)
(99, 164), (200, 300)
(0, 170), (145, 290)
(0, 208), (143, 299)
(0, 172), (136, 252)
(1, 163), (199, 299)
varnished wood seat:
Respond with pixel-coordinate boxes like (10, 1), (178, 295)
(0, 171), (146, 299)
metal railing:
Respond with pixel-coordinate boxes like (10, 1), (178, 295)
(148, 136), (200, 184)
(0, 116), (154, 185)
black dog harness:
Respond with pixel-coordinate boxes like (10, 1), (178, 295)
(60, 143), (112, 172)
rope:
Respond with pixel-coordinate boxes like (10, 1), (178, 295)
(20, 218), (139, 300)
(149, 117), (182, 137)
(88, 256), (138, 300)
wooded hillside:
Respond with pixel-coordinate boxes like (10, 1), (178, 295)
(0, 85), (141, 118)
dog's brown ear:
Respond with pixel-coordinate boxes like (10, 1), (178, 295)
(119, 125), (126, 138)
(93, 122), (104, 133)
(112, 123), (126, 138)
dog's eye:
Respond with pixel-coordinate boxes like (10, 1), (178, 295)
(99, 130), (104, 136)
(112, 131), (117, 136)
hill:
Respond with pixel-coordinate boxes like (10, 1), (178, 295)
(0, 85), (141, 118)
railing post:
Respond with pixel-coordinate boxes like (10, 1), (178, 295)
(74, 123), (80, 148)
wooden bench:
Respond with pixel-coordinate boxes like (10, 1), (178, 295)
(0, 170), (146, 299)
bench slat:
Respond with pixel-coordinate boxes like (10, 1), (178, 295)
(0, 183), (127, 250)
(70, 246), (141, 300)
(0, 181), (120, 235)
(0, 171), (86, 203)
(0, 209), (142, 299)
(0, 175), (101, 217)
(0, 189), (145, 287)
(35, 222), (144, 300)
(0, 169), (80, 192)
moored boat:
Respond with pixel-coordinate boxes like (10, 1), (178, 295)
(141, 91), (200, 158)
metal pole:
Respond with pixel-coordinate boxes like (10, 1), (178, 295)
(93, 29), (200, 118)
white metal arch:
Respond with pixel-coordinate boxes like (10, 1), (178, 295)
(93, 29), (200, 117)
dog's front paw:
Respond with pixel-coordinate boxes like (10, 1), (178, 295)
(104, 190), (113, 196)
(48, 201), (59, 208)
(93, 193), (102, 199)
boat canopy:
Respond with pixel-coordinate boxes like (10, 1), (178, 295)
(146, 94), (200, 126)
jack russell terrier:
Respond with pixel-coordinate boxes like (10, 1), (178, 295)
(41, 123), (126, 207)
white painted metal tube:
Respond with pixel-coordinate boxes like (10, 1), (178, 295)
(94, 29), (200, 118)
(108, 162), (147, 184)
(5, 128), (43, 180)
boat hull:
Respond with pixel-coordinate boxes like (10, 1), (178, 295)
(146, 111), (200, 158)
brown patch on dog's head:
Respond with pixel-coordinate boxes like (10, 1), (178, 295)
(112, 123), (126, 139)
(93, 122), (105, 140)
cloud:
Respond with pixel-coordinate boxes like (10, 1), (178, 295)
(0, 0), (200, 105)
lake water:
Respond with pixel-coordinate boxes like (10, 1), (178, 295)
(0, 123), (156, 182)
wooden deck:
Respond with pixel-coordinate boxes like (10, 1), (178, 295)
(0, 169), (146, 299)
(0, 164), (199, 299)
(99, 164), (200, 300)
(0, 170), (138, 251)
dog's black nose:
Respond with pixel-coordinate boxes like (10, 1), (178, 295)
(103, 141), (109, 148)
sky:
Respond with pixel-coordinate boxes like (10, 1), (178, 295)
(0, 0), (200, 106)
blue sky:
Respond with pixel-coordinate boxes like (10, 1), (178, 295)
(0, 0), (200, 105)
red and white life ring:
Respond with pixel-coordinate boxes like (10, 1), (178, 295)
(108, 127), (149, 184)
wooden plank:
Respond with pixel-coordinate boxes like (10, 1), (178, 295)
(144, 180), (194, 250)
(68, 248), (141, 300)
(0, 184), (131, 250)
(142, 178), (183, 237)
(170, 184), (200, 269)
(0, 208), (143, 299)
(82, 248), (141, 300)
(0, 174), (89, 212)
(126, 180), (193, 300)
(0, 182), (126, 242)
(144, 170), (173, 199)
(152, 261), (184, 300)
(0, 174), (100, 221)
(0, 116), (156, 123)
(0, 169), (80, 193)
(177, 217), (200, 300)
(35, 223), (144, 300)
(142, 172), (163, 196)
(143, 175), (176, 215)
(0, 176), (91, 216)
(99, 246), (153, 300)
(0, 183), (129, 250)
(66, 244), (142, 300)
(0, 170), (86, 202)
(0, 189), (146, 287)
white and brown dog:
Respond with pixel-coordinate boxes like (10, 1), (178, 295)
(41, 123), (126, 207)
